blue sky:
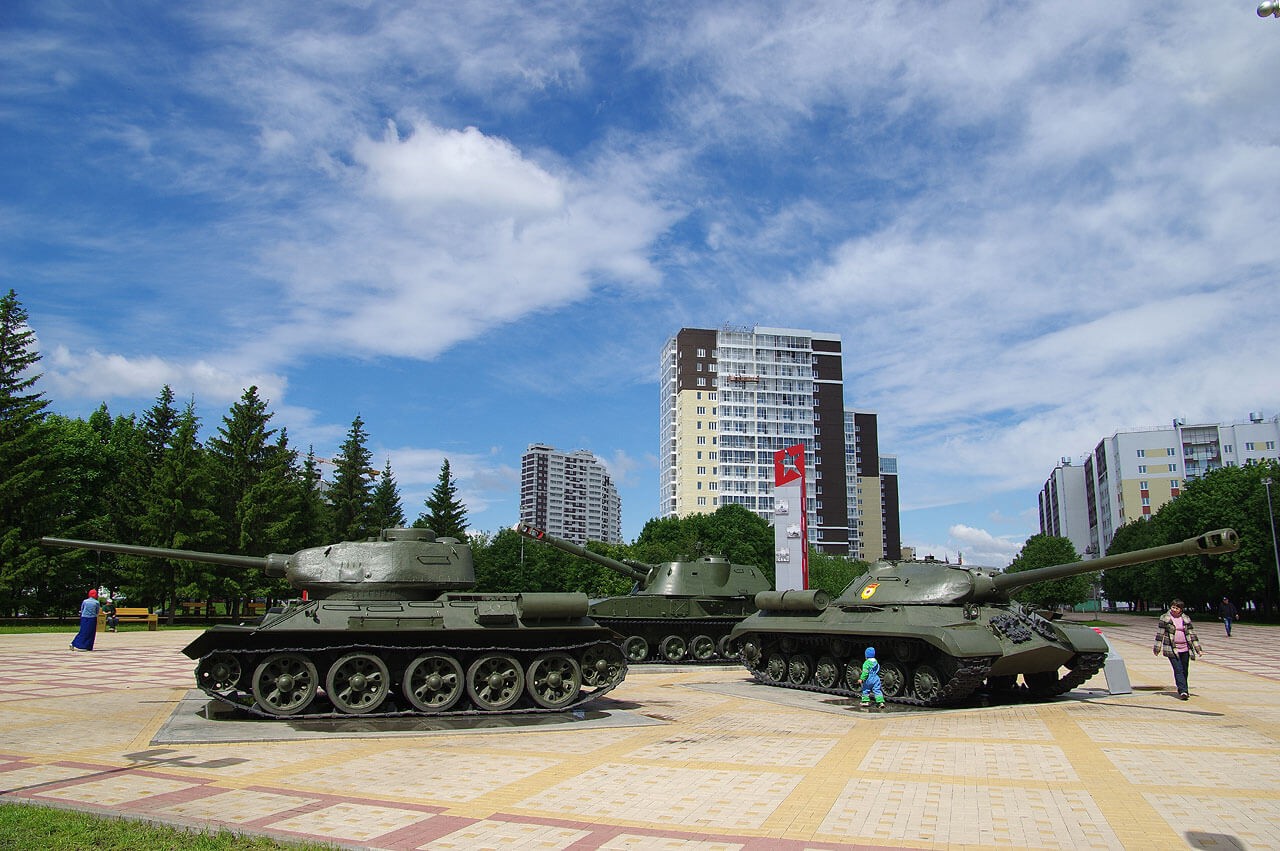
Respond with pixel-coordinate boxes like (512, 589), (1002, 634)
(4, 2), (1277, 566)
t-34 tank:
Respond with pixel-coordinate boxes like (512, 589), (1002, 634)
(40, 528), (627, 718)
(514, 522), (771, 663)
(729, 528), (1238, 706)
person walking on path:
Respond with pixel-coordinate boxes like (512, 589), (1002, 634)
(859, 646), (886, 711)
(1218, 596), (1239, 637)
(1153, 599), (1203, 700)
(70, 589), (101, 651)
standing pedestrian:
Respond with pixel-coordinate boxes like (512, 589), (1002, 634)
(1218, 596), (1238, 637)
(1153, 599), (1203, 700)
(859, 646), (886, 711)
(70, 589), (101, 651)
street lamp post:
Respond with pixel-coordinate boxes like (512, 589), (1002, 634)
(1264, 477), (1280, 609)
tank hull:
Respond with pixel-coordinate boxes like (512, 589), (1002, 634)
(730, 602), (1109, 706)
(589, 594), (756, 663)
(184, 598), (627, 718)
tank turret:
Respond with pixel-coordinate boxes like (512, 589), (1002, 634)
(41, 530), (626, 718)
(514, 522), (771, 663)
(730, 529), (1238, 707)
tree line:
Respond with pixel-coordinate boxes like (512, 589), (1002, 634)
(1004, 460), (1280, 615)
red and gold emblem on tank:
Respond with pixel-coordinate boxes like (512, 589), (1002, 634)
(860, 583), (879, 600)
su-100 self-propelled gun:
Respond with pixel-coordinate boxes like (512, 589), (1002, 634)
(730, 528), (1239, 706)
(41, 529), (627, 718)
(514, 522), (771, 663)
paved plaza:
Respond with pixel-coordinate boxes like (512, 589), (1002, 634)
(2, 613), (1279, 850)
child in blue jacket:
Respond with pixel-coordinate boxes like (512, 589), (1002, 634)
(859, 646), (885, 710)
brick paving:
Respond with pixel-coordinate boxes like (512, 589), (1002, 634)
(1, 613), (1278, 849)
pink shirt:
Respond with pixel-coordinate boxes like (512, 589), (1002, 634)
(1172, 616), (1189, 653)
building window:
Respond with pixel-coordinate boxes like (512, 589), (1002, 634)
(697, 436), (706, 445)
(697, 406), (706, 415)
(1140, 481), (1149, 490)
(1269, 441), (1277, 450)
(697, 348), (706, 357)
(1138, 465), (1147, 473)
(697, 378), (705, 387)
(1246, 442), (1255, 451)
(697, 466), (706, 475)
(1136, 449), (1145, 457)
(697, 496), (707, 506)
(1225, 444), (1233, 453)
(1168, 448), (1176, 456)
(1171, 479), (1180, 488)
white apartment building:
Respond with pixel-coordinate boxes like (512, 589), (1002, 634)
(519, 444), (622, 544)
(1039, 413), (1280, 556)
(659, 325), (900, 559)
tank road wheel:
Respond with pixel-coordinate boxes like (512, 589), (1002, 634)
(659, 635), (688, 662)
(467, 653), (525, 711)
(738, 637), (762, 666)
(251, 652), (318, 716)
(526, 653), (583, 709)
(716, 635), (739, 660)
(787, 654), (814, 685)
(689, 634), (716, 662)
(910, 664), (944, 704)
(814, 656), (841, 690)
(878, 661), (907, 699)
(764, 653), (787, 684)
(402, 654), (464, 712)
(325, 652), (390, 714)
(196, 653), (242, 691)
(844, 658), (863, 691)
(622, 636), (650, 662)
(580, 643), (626, 687)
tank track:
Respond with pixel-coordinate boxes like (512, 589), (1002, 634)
(736, 632), (997, 707)
(1023, 652), (1107, 698)
(192, 638), (626, 720)
(596, 617), (745, 664)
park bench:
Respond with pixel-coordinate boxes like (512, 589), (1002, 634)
(178, 600), (208, 616)
(245, 602), (266, 616)
(98, 607), (158, 631)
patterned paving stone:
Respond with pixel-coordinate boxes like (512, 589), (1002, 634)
(32, 774), (197, 806)
(0, 763), (102, 793)
(688, 709), (853, 735)
(596, 835), (745, 850)
(517, 762), (799, 829)
(1076, 719), (1274, 748)
(1104, 749), (1280, 790)
(818, 779), (1122, 849)
(859, 740), (1077, 781)
(419, 818), (591, 849)
(152, 788), (322, 823)
(1144, 793), (1280, 850)
(288, 748), (558, 803)
(879, 710), (1052, 742)
(269, 801), (432, 842)
(629, 732), (836, 766)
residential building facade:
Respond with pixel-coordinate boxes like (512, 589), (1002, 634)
(1039, 413), (1280, 556)
(519, 444), (622, 544)
(659, 325), (901, 560)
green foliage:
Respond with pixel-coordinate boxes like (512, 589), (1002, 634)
(371, 460), (407, 529)
(1006, 534), (1092, 609)
(807, 548), (869, 598)
(0, 801), (336, 850)
(327, 415), (376, 541)
(634, 504), (774, 583)
(415, 458), (467, 539)
(0, 289), (59, 616)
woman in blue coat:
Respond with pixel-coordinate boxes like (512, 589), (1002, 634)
(70, 589), (101, 651)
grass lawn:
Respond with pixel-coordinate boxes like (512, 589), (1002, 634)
(0, 802), (336, 850)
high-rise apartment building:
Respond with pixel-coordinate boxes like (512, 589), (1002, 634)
(659, 326), (901, 560)
(1039, 413), (1280, 557)
(519, 444), (622, 544)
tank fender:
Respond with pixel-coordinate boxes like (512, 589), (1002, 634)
(754, 588), (830, 612)
(519, 592), (590, 620)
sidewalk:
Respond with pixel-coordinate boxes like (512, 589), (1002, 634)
(2, 615), (1278, 850)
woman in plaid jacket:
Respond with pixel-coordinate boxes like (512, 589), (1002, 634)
(1153, 599), (1203, 700)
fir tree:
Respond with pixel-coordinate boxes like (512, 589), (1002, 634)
(416, 459), (468, 540)
(327, 415), (376, 541)
(206, 386), (277, 554)
(0, 290), (58, 615)
(371, 460), (407, 530)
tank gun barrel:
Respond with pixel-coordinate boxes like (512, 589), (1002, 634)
(987, 528), (1238, 596)
(40, 537), (292, 577)
(513, 523), (649, 583)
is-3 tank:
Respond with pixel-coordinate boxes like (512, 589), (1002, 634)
(515, 522), (771, 663)
(729, 528), (1239, 706)
(41, 529), (627, 718)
